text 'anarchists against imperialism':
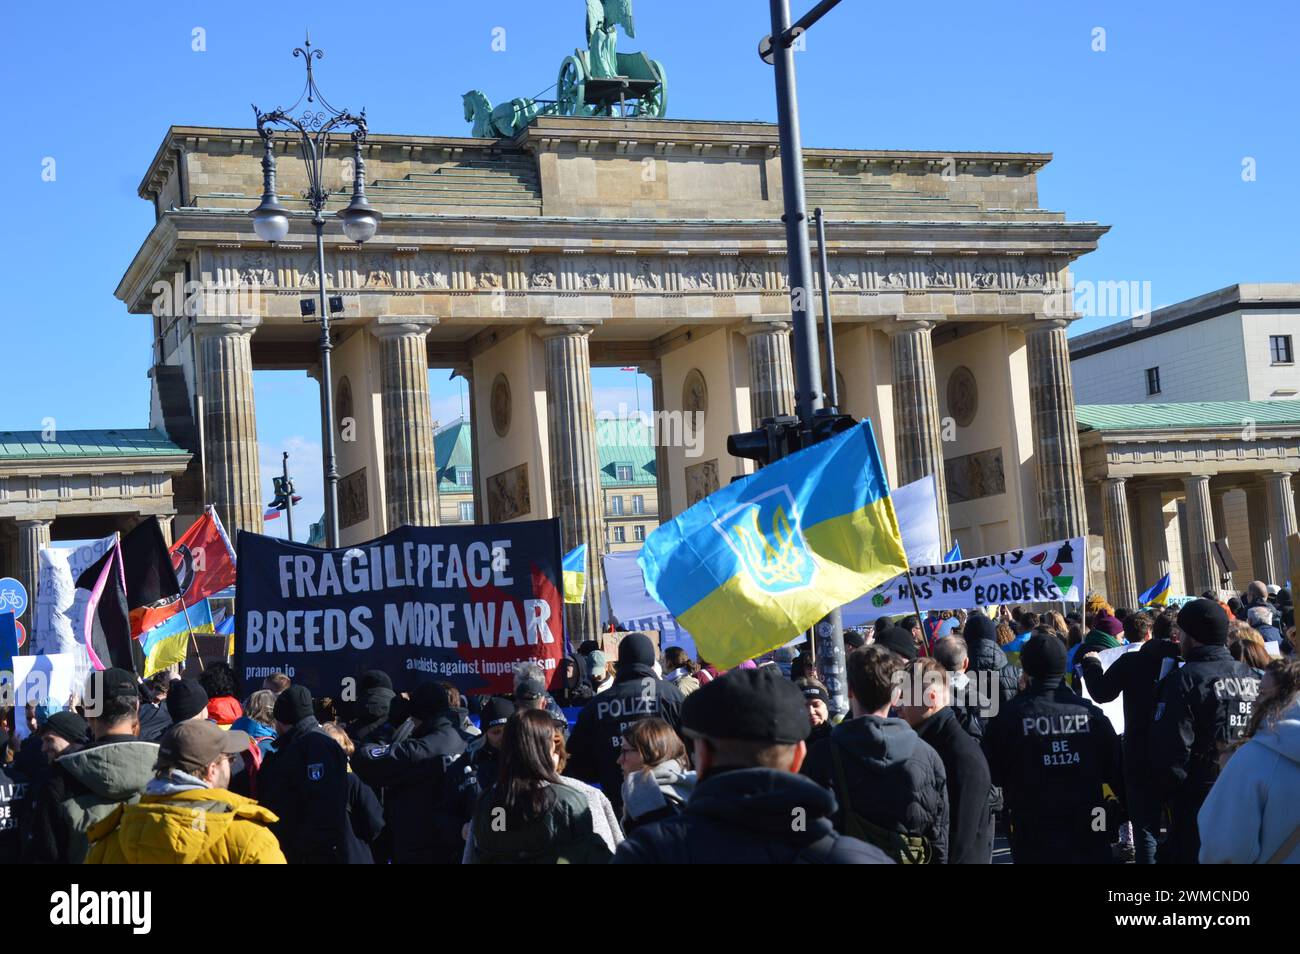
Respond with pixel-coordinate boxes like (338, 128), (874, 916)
(234, 519), (565, 697)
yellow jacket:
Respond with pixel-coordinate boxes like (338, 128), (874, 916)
(85, 787), (286, 864)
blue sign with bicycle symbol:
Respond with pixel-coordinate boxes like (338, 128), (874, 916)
(0, 577), (28, 618)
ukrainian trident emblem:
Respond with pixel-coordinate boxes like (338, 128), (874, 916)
(713, 487), (816, 594)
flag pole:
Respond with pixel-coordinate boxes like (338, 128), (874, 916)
(902, 568), (930, 657)
(178, 600), (205, 673)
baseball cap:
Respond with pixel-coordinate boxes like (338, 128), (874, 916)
(158, 721), (250, 775)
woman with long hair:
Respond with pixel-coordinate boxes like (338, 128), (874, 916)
(1198, 659), (1300, 863)
(465, 709), (612, 864)
(617, 716), (695, 834)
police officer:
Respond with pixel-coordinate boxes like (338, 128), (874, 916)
(982, 634), (1122, 864)
(564, 634), (684, 814)
(1148, 598), (1261, 864)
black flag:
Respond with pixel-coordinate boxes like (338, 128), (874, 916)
(75, 544), (137, 673)
(120, 517), (182, 637)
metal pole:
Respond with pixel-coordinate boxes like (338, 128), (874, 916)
(769, 0), (823, 427)
(282, 451), (295, 544)
(814, 207), (839, 409)
(787, 0), (843, 36)
(315, 218), (340, 548)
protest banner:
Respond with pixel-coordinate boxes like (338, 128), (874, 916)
(13, 653), (77, 710)
(234, 519), (564, 697)
(859, 536), (1087, 613)
(1076, 642), (1140, 735)
(602, 549), (697, 660)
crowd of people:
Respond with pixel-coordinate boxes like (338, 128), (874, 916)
(0, 580), (1295, 865)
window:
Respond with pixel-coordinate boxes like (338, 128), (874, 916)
(615, 463), (634, 482)
(610, 495), (624, 516)
(632, 494), (645, 514)
(613, 525), (626, 543)
(458, 502), (474, 522)
(634, 525), (646, 542)
(1270, 335), (1294, 365)
(1145, 366), (1161, 396)
(455, 467), (473, 486)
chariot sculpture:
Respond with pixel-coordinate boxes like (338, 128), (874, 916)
(463, 0), (667, 139)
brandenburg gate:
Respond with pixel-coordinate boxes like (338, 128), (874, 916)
(118, 114), (1107, 641)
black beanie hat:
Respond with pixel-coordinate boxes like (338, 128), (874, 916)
(1021, 634), (1067, 680)
(273, 684), (314, 725)
(681, 666), (810, 744)
(617, 633), (656, 669)
(479, 696), (515, 729)
(165, 679), (209, 722)
(873, 625), (918, 662)
(359, 670), (393, 693)
(1177, 598), (1229, 646)
(409, 682), (451, 720)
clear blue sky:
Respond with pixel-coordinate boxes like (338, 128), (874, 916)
(4, 1), (1297, 535)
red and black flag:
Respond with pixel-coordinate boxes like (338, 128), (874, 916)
(75, 543), (135, 673)
(121, 517), (183, 638)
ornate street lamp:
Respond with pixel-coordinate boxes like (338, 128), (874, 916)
(251, 34), (381, 548)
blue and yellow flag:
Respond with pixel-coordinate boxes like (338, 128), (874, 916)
(140, 598), (214, 677)
(1138, 572), (1172, 607)
(562, 545), (587, 605)
(639, 420), (908, 668)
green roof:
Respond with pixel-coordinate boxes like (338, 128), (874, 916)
(597, 418), (657, 488)
(0, 428), (187, 460)
(434, 420), (474, 492)
(1076, 400), (1300, 431)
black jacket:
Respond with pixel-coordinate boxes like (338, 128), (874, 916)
(1147, 643), (1261, 863)
(982, 679), (1121, 864)
(612, 767), (893, 865)
(345, 685), (397, 747)
(1078, 638), (1180, 778)
(802, 714), (949, 863)
(564, 664), (685, 812)
(439, 736), (500, 833)
(914, 707), (992, 864)
(352, 712), (467, 864)
(257, 716), (350, 864)
(137, 702), (172, 743)
(0, 763), (28, 865)
(339, 771), (385, 864)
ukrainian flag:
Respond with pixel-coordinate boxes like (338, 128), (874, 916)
(639, 420), (908, 669)
(562, 545), (587, 605)
(1138, 573), (1172, 607)
(139, 599), (214, 677)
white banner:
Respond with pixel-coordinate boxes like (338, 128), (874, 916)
(858, 536), (1087, 614)
(892, 474), (943, 569)
(1077, 642), (1138, 736)
(33, 534), (117, 684)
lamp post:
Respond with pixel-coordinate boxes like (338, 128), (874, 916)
(250, 35), (381, 548)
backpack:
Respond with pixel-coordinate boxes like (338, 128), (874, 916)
(829, 743), (933, 864)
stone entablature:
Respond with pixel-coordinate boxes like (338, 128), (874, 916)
(0, 459), (187, 521)
(1079, 425), (1300, 482)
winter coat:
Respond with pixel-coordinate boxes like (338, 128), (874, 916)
(564, 664), (685, 813)
(982, 680), (1121, 864)
(1148, 644), (1262, 863)
(137, 702), (173, 743)
(85, 772), (285, 864)
(0, 763), (29, 864)
(558, 775), (623, 853)
(25, 735), (158, 864)
(439, 736), (499, 833)
(345, 686), (397, 747)
(257, 717), (350, 864)
(914, 707), (993, 864)
(206, 695), (243, 727)
(613, 767), (893, 865)
(465, 781), (611, 864)
(339, 771), (385, 864)
(227, 717), (278, 799)
(620, 759), (696, 834)
(352, 712), (467, 864)
(802, 715), (949, 863)
(1198, 699), (1300, 864)
(963, 614), (1021, 709)
(1077, 638), (1179, 784)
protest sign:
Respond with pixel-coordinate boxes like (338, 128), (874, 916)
(234, 519), (564, 697)
(13, 653), (77, 709)
(1077, 642), (1139, 736)
(33, 534), (117, 685)
(859, 537), (1086, 613)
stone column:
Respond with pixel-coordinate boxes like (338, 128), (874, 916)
(539, 322), (605, 644)
(644, 361), (672, 521)
(197, 317), (263, 538)
(1210, 490), (1233, 590)
(1246, 483), (1277, 586)
(375, 320), (440, 529)
(1101, 478), (1139, 609)
(1023, 317), (1088, 542)
(157, 514), (175, 548)
(888, 317), (950, 543)
(1263, 471), (1298, 585)
(1182, 474), (1218, 596)
(16, 518), (51, 634)
(741, 319), (796, 423)
(1135, 485), (1171, 585)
